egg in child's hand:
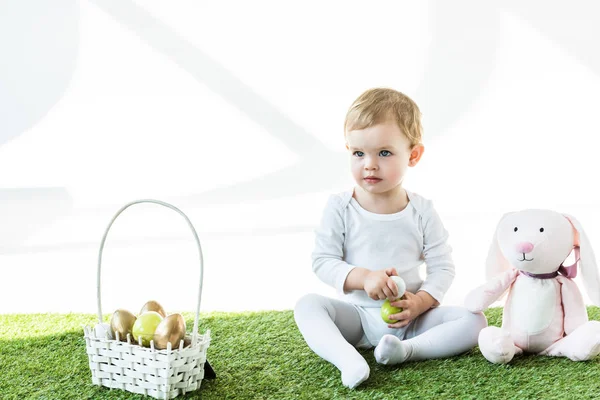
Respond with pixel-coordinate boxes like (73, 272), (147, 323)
(381, 299), (403, 324)
(380, 276), (406, 324)
(132, 311), (163, 347)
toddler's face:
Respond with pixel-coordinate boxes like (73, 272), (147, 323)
(345, 121), (416, 195)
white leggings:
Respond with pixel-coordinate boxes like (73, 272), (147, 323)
(294, 293), (487, 367)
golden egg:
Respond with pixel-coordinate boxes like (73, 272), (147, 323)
(110, 309), (137, 341)
(140, 300), (166, 318)
(153, 313), (186, 350)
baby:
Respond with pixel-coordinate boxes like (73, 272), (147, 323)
(294, 88), (487, 389)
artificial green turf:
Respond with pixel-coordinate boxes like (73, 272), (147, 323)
(2, 308), (600, 399)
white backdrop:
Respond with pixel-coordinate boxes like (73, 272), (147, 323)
(1, 0), (600, 315)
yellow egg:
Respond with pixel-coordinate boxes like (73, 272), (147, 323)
(110, 309), (137, 341)
(140, 300), (167, 318)
(153, 313), (186, 350)
(132, 311), (163, 347)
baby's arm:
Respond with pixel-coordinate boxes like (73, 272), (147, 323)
(386, 290), (438, 328)
(344, 267), (400, 300)
(385, 202), (453, 328)
(311, 196), (354, 293)
(312, 195), (399, 299)
(418, 202), (455, 306)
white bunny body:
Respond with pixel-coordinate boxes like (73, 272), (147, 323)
(506, 275), (564, 352)
(465, 210), (600, 363)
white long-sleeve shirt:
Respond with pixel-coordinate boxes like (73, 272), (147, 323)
(312, 189), (455, 309)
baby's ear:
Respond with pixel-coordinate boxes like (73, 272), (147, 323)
(409, 144), (424, 167)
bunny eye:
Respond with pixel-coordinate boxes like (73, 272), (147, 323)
(514, 227), (518, 232)
(540, 227), (544, 232)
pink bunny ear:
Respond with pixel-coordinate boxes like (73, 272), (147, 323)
(558, 246), (580, 279)
(563, 214), (600, 305)
(485, 214), (514, 281)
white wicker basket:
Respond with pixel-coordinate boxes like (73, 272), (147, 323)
(83, 199), (211, 399)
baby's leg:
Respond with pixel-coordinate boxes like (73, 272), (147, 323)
(540, 321), (600, 361)
(375, 306), (486, 365)
(294, 294), (370, 389)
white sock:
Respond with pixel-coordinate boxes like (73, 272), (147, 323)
(294, 294), (370, 389)
(374, 334), (412, 365)
(340, 357), (370, 389)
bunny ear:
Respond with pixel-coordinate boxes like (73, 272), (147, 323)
(486, 214), (513, 281)
(564, 214), (600, 305)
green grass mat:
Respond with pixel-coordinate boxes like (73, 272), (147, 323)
(2, 308), (600, 399)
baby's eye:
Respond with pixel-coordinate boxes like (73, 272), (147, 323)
(379, 150), (392, 157)
(540, 227), (544, 232)
(353, 151), (364, 157)
(514, 227), (518, 232)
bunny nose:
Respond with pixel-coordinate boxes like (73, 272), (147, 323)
(516, 242), (534, 254)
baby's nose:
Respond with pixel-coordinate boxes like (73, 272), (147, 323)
(516, 242), (534, 254)
(364, 157), (378, 170)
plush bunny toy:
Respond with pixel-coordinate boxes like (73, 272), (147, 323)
(465, 210), (600, 364)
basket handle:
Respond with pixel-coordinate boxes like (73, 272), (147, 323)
(97, 199), (204, 344)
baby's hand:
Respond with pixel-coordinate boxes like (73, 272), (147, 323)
(363, 268), (399, 300)
(385, 291), (428, 328)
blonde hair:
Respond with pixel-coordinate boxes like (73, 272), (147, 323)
(344, 88), (423, 147)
